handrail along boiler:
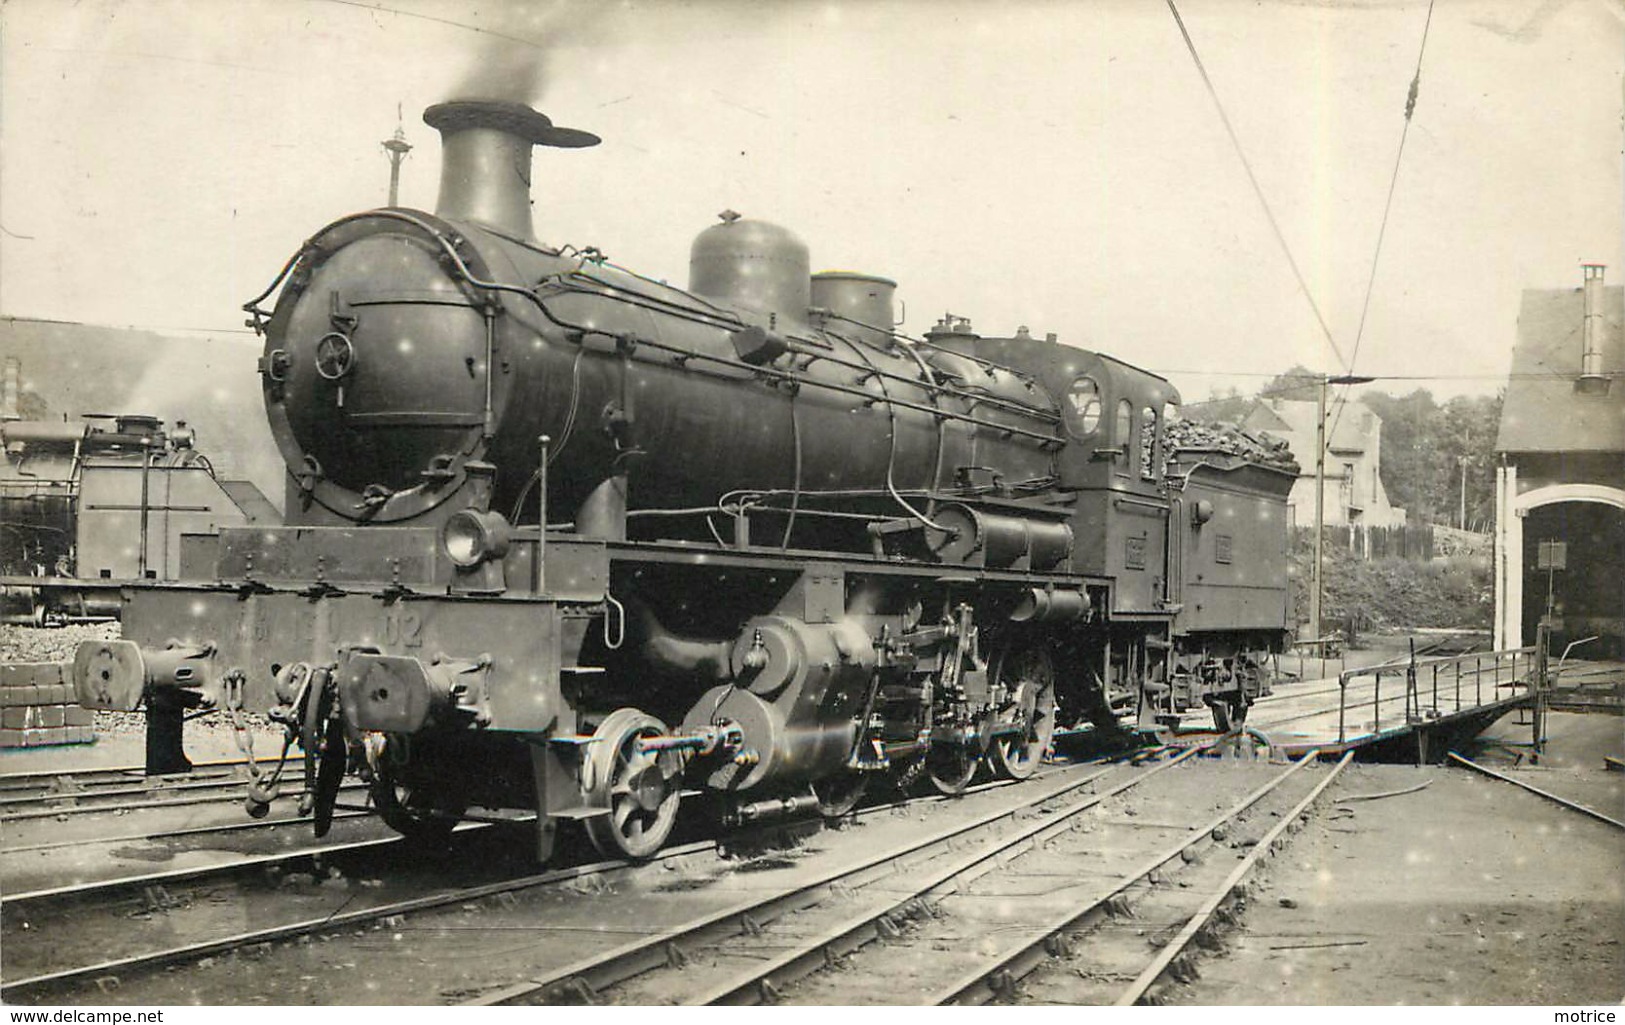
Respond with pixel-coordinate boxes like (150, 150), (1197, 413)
(67, 101), (1297, 859)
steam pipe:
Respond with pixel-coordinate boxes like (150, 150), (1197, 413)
(624, 595), (732, 681)
(534, 435), (549, 596)
(137, 439), (152, 579)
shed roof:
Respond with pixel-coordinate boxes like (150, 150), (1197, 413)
(1495, 286), (1625, 454)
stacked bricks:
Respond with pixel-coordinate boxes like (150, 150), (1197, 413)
(1, 662), (95, 748)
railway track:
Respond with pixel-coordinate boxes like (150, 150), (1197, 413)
(953, 750), (1353, 1006)
(458, 747), (1349, 1006)
(1, 757), (399, 902)
(462, 755), (1175, 1006)
(1, 754), (1110, 1003)
(0, 756), (288, 801)
(1, 773), (381, 883)
(1, 799), (408, 903)
(2, 800), (375, 857)
(0, 756), (316, 828)
(0, 826), (675, 1003)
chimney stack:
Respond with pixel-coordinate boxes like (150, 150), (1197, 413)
(1578, 263), (1608, 395)
(1, 357), (20, 421)
(422, 100), (598, 241)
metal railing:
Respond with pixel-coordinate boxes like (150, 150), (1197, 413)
(1335, 640), (1547, 745)
(1292, 636), (1347, 684)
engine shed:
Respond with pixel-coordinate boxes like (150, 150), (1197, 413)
(1493, 265), (1625, 658)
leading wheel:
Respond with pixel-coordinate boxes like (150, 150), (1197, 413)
(987, 643), (1058, 780)
(811, 771), (870, 818)
(583, 708), (682, 860)
(370, 753), (466, 844)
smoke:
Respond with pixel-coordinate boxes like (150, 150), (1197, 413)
(450, 1), (616, 104)
(120, 341), (285, 504)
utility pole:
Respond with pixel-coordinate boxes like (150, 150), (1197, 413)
(1459, 426), (1471, 530)
(1311, 373), (1374, 643)
(382, 103), (412, 207)
(1312, 379), (1327, 641)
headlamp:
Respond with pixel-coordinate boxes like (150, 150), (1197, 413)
(442, 509), (511, 568)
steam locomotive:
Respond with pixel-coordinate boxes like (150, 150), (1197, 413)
(67, 101), (1296, 860)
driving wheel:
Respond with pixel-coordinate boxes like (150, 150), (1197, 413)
(987, 643), (1058, 780)
(924, 739), (979, 796)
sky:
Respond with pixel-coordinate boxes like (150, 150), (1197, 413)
(1, 0), (1621, 408)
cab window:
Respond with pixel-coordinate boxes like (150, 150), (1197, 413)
(1141, 406), (1159, 481)
(1114, 399), (1134, 474)
(1065, 376), (1103, 437)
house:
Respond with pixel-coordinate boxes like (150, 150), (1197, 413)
(1493, 265), (1625, 656)
(1242, 398), (1408, 530)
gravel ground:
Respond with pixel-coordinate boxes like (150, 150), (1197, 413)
(0, 622), (120, 664)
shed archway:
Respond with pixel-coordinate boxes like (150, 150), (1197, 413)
(1501, 484), (1625, 657)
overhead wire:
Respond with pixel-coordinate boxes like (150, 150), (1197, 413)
(313, 0), (551, 52)
(1163, 0), (1347, 369)
(1156, 368), (1572, 382)
(1345, 0), (1437, 381)
(1328, 0), (1439, 441)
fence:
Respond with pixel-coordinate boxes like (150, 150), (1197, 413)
(1294, 523), (1491, 562)
(1333, 642), (1546, 748)
(1299, 523), (1431, 560)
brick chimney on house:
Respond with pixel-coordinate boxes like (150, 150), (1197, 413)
(1577, 263), (1609, 395)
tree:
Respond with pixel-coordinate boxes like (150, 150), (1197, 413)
(1183, 385), (1252, 425)
(1361, 389), (1501, 529)
(1438, 392), (1504, 531)
(1258, 365), (1323, 402)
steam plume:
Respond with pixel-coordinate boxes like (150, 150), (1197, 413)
(452, 1), (612, 103)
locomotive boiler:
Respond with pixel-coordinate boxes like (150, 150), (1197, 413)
(66, 100), (1297, 861)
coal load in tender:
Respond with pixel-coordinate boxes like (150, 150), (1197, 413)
(1166, 419), (1299, 471)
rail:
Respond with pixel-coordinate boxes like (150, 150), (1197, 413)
(1446, 753), (1625, 831)
(1334, 637), (1548, 748)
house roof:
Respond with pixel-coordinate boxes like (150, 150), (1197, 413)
(1247, 398), (1375, 453)
(1244, 402), (1291, 432)
(1495, 285), (1625, 454)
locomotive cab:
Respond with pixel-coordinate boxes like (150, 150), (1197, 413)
(943, 327), (1181, 615)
